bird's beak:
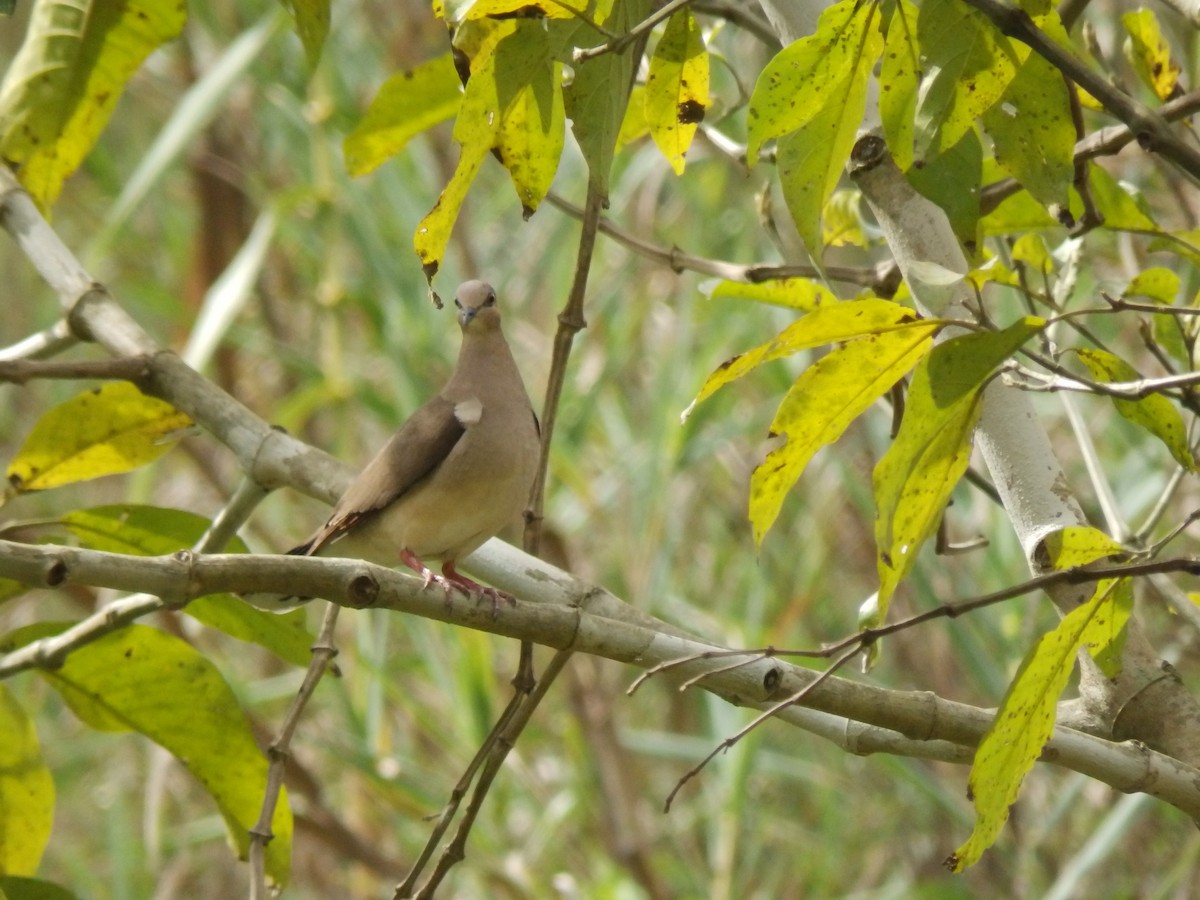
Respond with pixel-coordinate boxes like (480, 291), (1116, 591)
(458, 307), (477, 327)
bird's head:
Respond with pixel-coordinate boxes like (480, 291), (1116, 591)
(455, 280), (502, 333)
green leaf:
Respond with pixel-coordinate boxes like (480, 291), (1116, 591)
(981, 51), (1073, 210)
(1088, 164), (1158, 232)
(750, 327), (936, 546)
(1122, 8), (1181, 101)
(873, 318), (1045, 619)
(746, 0), (868, 166)
(703, 277), (837, 310)
(11, 623), (293, 884)
(0, 876), (82, 900)
(979, 186), (1058, 235)
(6, 382), (191, 494)
(644, 8), (709, 175)
(914, 0), (1023, 160)
(59, 505), (314, 667)
(683, 299), (932, 418)
(1074, 349), (1196, 472)
(564, 0), (649, 194)
(0, 0), (186, 208)
(879, 0), (920, 171)
(343, 54), (462, 177)
(0, 685), (54, 876)
(280, 0), (329, 67)
(493, 22), (565, 215)
(776, 9), (882, 257)
(948, 531), (1131, 871)
(906, 128), (982, 249)
(1123, 266), (1181, 305)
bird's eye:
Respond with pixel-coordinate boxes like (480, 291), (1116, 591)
(485, 291), (496, 307)
(454, 298), (463, 310)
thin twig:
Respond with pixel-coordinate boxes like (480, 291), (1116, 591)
(0, 354), (154, 384)
(962, 0), (1200, 182)
(411, 650), (574, 898)
(544, 192), (899, 294)
(248, 602), (340, 900)
(980, 92), (1200, 216)
(0, 319), (76, 362)
(663, 644), (861, 811)
(573, 0), (691, 62)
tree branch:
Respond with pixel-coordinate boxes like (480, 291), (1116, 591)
(961, 0), (1200, 183)
(0, 538), (1198, 820)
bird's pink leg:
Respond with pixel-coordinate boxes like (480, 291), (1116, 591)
(399, 549), (448, 591)
(442, 561), (516, 618)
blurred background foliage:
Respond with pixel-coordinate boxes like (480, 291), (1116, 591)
(2, 0), (1199, 897)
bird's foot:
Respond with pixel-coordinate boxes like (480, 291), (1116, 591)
(442, 562), (516, 620)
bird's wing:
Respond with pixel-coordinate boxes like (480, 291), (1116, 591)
(290, 395), (467, 556)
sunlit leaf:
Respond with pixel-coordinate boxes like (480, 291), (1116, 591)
(1123, 266), (1180, 305)
(703, 277), (837, 310)
(772, 3), (882, 253)
(979, 186), (1058, 235)
(494, 22), (565, 215)
(0, 0), (186, 208)
(823, 189), (869, 248)
(1088, 164), (1158, 232)
(948, 526), (1132, 871)
(1010, 232), (1051, 273)
(344, 54), (462, 177)
(879, 0), (920, 171)
(6, 383), (191, 494)
(454, 0), (614, 22)
(644, 7), (709, 174)
(746, 0), (869, 165)
(0, 685), (53, 876)
(684, 299), (933, 419)
(1074, 349), (1196, 473)
(981, 51), (1073, 211)
(874, 318), (1045, 618)
(750, 326), (936, 545)
(914, 0), (1023, 160)
(59, 505), (314, 666)
(615, 83), (650, 148)
(1122, 8), (1181, 101)
(414, 20), (518, 276)
(7, 623), (293, 885)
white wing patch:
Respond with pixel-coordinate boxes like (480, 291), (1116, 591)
(454, 397), (483, 426)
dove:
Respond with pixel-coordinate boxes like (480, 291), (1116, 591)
(252, 280), (539, 609)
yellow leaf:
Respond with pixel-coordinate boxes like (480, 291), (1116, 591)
(683, 299), (931, 419)
(0, 685), (54, 875)
(644, 8), (709, 175)
(454, 0), (614, 22)
(0, 0), (186, 208)
(948, 530), (1132, 871)
(344, 54), (463, 177)
(1122, 8), (1181, 101)
(7, 382), (191, 493)
(874, 318), (1045, 619)
(494, 24), (565, 215)
(1075, 349), (1197, 473)
(704, 277), (837, 310)
(750, 327), (935, 545)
